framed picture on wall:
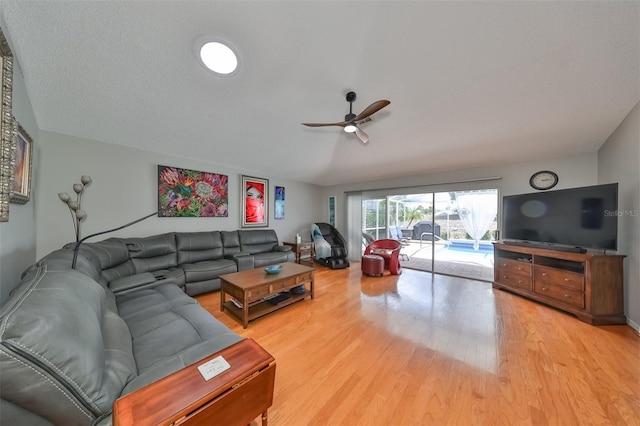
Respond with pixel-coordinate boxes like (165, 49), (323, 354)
(0, 28), (14, 221)
(328, 195), (336, 227)
(275, 186), (285, 220)
(157, 165), (229, 217)
(10, 123), (33, 204)
(242, 175), (269, 227)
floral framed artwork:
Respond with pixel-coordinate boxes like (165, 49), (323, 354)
(328, 195), (336, 227)
(275, 186), (285, 220)
(158, 165), (228, 217)
(242, 175), (268, 227)
(10, 123), (33, 204)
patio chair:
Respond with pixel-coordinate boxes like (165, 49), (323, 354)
(388, 226), (410, 260)
(363, 239), (402, 275)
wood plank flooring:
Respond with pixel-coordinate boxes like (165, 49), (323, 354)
(195, 263), (640, 425)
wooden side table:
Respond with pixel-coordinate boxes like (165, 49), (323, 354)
(283, 241), (315, 266)
(113, 338), (275, 426)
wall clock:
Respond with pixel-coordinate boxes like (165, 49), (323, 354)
(529, 171), (558, 190)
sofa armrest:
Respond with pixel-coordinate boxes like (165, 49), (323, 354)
(109, 272), (174, 294)
(273, 245), (292, 252)
(224, 251), (251, 258)
(229, 253), (254, 271)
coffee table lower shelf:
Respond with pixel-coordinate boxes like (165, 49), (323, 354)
(222, 290), (310, 324)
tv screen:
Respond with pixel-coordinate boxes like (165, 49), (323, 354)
(502, 183), (618, 250)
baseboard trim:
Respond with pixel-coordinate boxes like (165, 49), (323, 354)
(628, 318), (640, 336)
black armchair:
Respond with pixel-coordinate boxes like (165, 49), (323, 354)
(312, 222), (350, 269)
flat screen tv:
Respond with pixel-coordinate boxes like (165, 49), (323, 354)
(502, 183), (618, 251)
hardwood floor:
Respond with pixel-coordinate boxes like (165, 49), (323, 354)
(195, 263), (640, 425)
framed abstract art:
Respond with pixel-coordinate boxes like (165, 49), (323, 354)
(9, 123), (33, 204)
(157, 165), (228, 217)
(242, 175), (268, 227)
(275, 186), (285, 220)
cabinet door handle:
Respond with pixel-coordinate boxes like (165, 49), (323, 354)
(517, 280), (523, 284)
(517, 267), (523, 271)
(564, 278), (570, 282)
(564, 294), (570, 298)
(542, 272), (547, 276)
(541, 287), (548, 291)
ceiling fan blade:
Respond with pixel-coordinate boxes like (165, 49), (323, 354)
(353, 100), (390, 122)
(301, 121), (347, 127)
(355, 128), (369, 144)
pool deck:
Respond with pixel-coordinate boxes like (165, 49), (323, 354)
(399, 239), (495, 282)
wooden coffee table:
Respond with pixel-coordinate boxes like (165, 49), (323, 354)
(220, 262), (314, 328)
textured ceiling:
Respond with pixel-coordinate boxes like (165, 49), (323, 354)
(1, 1), (638, 186)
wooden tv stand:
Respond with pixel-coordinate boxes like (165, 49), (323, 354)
(493, 243), (626, 325)
(113, 338), (275, 426)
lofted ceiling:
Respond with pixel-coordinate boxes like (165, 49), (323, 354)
(0, 1), (638, 186)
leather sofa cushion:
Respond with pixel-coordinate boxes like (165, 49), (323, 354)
(252, 251), (293, 267)
(118, 288), (242, 391)
(122, 316), (242, 394)
(176, 232), (224, 264)
(85, 238), (130, 269)
(180, 259), (237, 282)
(116, 283), (197, 324)
(221, 230), (242, 255)
(125, 233), (178, 272)
(83, 238), (138, 284)
(0, 266), (136, 425)
(109, 272), (158, 294)
(238, 229), (280, 254)
(29, 246), (103, 284)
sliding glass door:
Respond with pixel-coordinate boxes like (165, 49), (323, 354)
(432, 190), (497, 281)
(358, 188), (498, 282)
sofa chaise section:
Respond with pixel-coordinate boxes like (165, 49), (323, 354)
(0, 262), (243, 425)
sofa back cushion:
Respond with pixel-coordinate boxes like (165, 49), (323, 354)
(238, 229), (279, 254)
(84, 238), (137, 284)
(0, 265), (136, 425)
(29, 246), (103, 283)
(125, 233), (178, 273)
(221, 230), (242, 255)
(175, 232), (224, 265)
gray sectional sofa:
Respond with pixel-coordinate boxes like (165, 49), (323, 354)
(0, 229), (292, 425)
(68, 229), (294, 296)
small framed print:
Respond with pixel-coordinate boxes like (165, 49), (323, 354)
(328, 195), (336, 227)
(242, 175), (269, 227)
(275, 186), (285, 220)
(10, 123), (33, 204)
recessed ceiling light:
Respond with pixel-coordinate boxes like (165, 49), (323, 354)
(198, 40), (239, 76)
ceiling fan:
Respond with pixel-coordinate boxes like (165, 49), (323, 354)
(302, 92), (390, 144)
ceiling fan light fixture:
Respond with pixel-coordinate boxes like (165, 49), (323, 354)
(344, 123), (358, 133)
(198, 40), (239, 76)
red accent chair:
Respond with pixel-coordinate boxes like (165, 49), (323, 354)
(363, 239), (403, 275)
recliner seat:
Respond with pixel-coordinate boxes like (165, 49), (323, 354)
(313, 222), (350, 269)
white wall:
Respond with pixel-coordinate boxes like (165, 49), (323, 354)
(0, 54), (38, 305)
(323, 151), (598, 234)
(598, 101), (640, 331)
(35, 131), (324, 258)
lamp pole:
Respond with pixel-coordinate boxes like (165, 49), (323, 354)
(71, 210), (162, 269)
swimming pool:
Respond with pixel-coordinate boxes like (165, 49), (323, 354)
(447, 240), (494, 253)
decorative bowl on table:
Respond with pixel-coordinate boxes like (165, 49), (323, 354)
(264, 265), (282, 274)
